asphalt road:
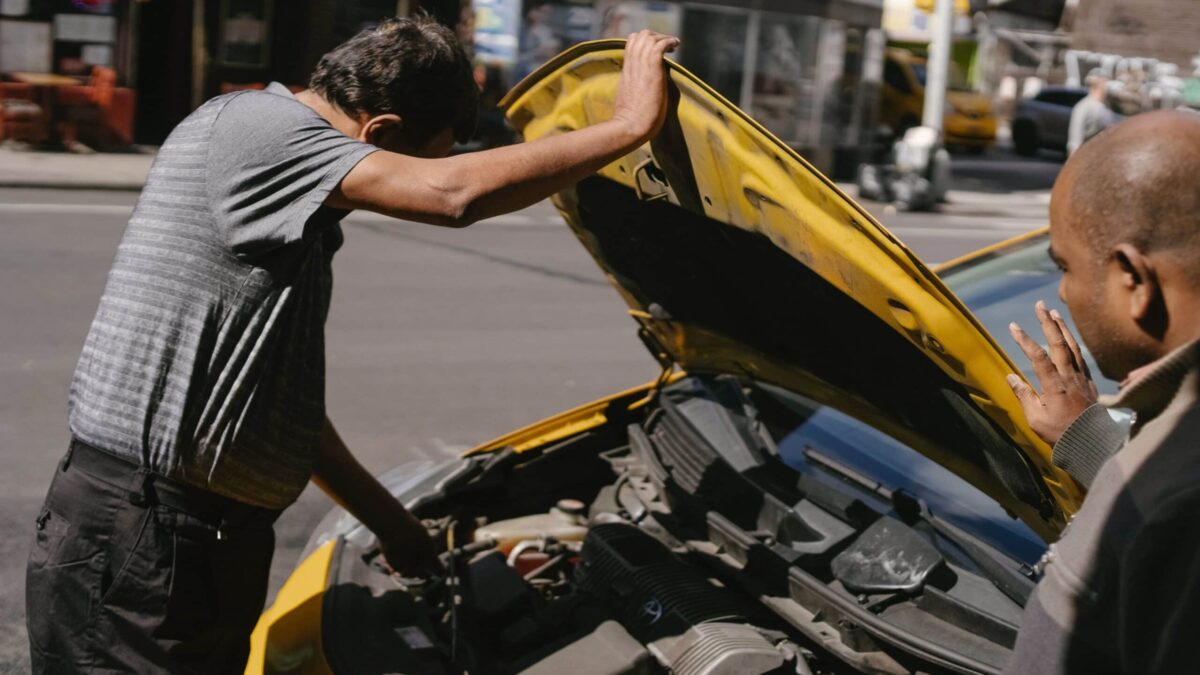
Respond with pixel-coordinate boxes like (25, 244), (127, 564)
(0, 150), (1061, 671)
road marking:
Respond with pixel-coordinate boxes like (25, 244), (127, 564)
(890, 225), (1024, 239)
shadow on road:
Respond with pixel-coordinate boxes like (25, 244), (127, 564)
(346, 220), (608, 288)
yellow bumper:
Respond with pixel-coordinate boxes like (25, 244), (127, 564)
(944, 114), (997, 146)
(244, 541), (336, 675)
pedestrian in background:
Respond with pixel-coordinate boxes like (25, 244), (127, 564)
(25, 16), (679, 674)
(1067, 71), (1117, 155)
(1004, 109), (1200, 673)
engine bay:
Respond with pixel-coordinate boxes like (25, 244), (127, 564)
(319, 376), (1038, 675)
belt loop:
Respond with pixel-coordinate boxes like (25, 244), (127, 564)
(128, 469), (155, 507)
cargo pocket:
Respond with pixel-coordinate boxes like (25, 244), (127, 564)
(28, 508), (70, 567)
(26, 508), (102, 659)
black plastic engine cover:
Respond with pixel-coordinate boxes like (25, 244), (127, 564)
(575, 523), (785, 675)
(577, 522), (751, 640)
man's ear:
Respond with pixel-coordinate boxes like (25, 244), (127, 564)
(358, 113), (403, 145)
(1112, 243), (1159, 322)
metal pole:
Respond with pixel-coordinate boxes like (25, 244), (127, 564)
(738, 7), (762, 114)
(191, 0), (206, 111)
(921, 0), (954, 130)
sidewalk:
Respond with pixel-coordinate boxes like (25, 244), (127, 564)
(0, 144), (1059, 212)
(0, 146), (154, 190)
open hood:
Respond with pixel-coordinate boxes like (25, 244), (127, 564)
(501, 41), (1080, 538)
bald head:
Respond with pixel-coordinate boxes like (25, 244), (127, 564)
(1055, 110), (1200, 281)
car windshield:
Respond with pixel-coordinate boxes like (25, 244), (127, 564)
(910, 61), (971, 91)
(939, 234), (1119, 396)
(741, 236), (1130, 569)
(747, 381), (1047, 565)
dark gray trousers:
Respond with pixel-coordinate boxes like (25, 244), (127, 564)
(26, 439), (279, 674)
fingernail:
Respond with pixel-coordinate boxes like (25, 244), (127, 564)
(1006, 374), (1020, 387)
(1050, 309), (1062, 320)
(1009, 321), (1019, 332)
(1036, 300), (1046, 312)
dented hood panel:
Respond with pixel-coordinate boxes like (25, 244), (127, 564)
(501, 41), (1080, 538)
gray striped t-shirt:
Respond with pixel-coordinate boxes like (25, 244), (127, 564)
(69, 83), (378, 508)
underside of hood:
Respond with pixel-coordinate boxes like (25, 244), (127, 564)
(500, 41), (1081, 539)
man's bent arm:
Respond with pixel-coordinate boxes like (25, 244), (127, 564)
(327, 31), (679, 227)
(310, 416), (439, 575)
(329, 120), (642, 226)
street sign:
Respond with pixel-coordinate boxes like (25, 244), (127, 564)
(475, 0), (522, 66)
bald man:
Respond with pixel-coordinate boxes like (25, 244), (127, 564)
(1002, 109), (1200, 673)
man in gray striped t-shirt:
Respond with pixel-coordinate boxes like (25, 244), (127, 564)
(27, 16), (680, 673)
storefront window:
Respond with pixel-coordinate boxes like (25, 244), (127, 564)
(219, 0), (271, 68)
(750, 13), (843, 149)
(332, 0), (399, 45)
(1, 0), (118, 74)
(836, 27), (883, 150)
(517, 1), (597, 80)
(678, 7), (747, 105)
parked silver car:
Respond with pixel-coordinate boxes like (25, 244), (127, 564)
(1011, 86), (1087, 156)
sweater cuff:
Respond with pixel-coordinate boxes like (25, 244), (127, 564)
(1051, 404), (1127, 489)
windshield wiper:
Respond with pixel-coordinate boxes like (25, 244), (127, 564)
(910, 499), (1036, 606)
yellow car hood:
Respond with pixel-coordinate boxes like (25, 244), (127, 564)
(501, 41), (1080, 539)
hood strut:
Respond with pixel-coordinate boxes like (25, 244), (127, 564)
(632, 312), (676, 406)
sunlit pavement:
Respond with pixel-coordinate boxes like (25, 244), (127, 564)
(0, 147), (1064, 670)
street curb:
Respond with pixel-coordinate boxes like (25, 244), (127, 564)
(0, 180), (144, 191)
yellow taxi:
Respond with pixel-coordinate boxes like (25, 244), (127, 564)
(881, 48), (997, 152)
(245, 40), (1096, 675)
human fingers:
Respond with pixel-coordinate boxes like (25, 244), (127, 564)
(1049, 308), (1089, 375)
(1035, 300), (1077, 376)
(625, 32), (648, 59)
(630, 29), (670, 42)
(1006, 373), (1046, 427)
(627, 30), (676, 48)
(1010, 320), (1060, 390)
(624, 32), (655, 76)
(650, 35), (680, 56)
(628, 30), (663, 49)
(1049, 308), (1099, 399)
(626, 31), (677, 63)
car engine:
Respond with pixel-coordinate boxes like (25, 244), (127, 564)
(316, 376), (1035, 675)
(418, 496), (805, 675)
(323, 443), (821, 675)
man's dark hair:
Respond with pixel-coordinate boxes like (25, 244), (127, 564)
(309, 15), (479, 145)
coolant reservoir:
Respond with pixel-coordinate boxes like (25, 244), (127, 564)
(473, 499), (588, 553)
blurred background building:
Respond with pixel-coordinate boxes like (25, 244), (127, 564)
(2, 0), (1200, 168)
